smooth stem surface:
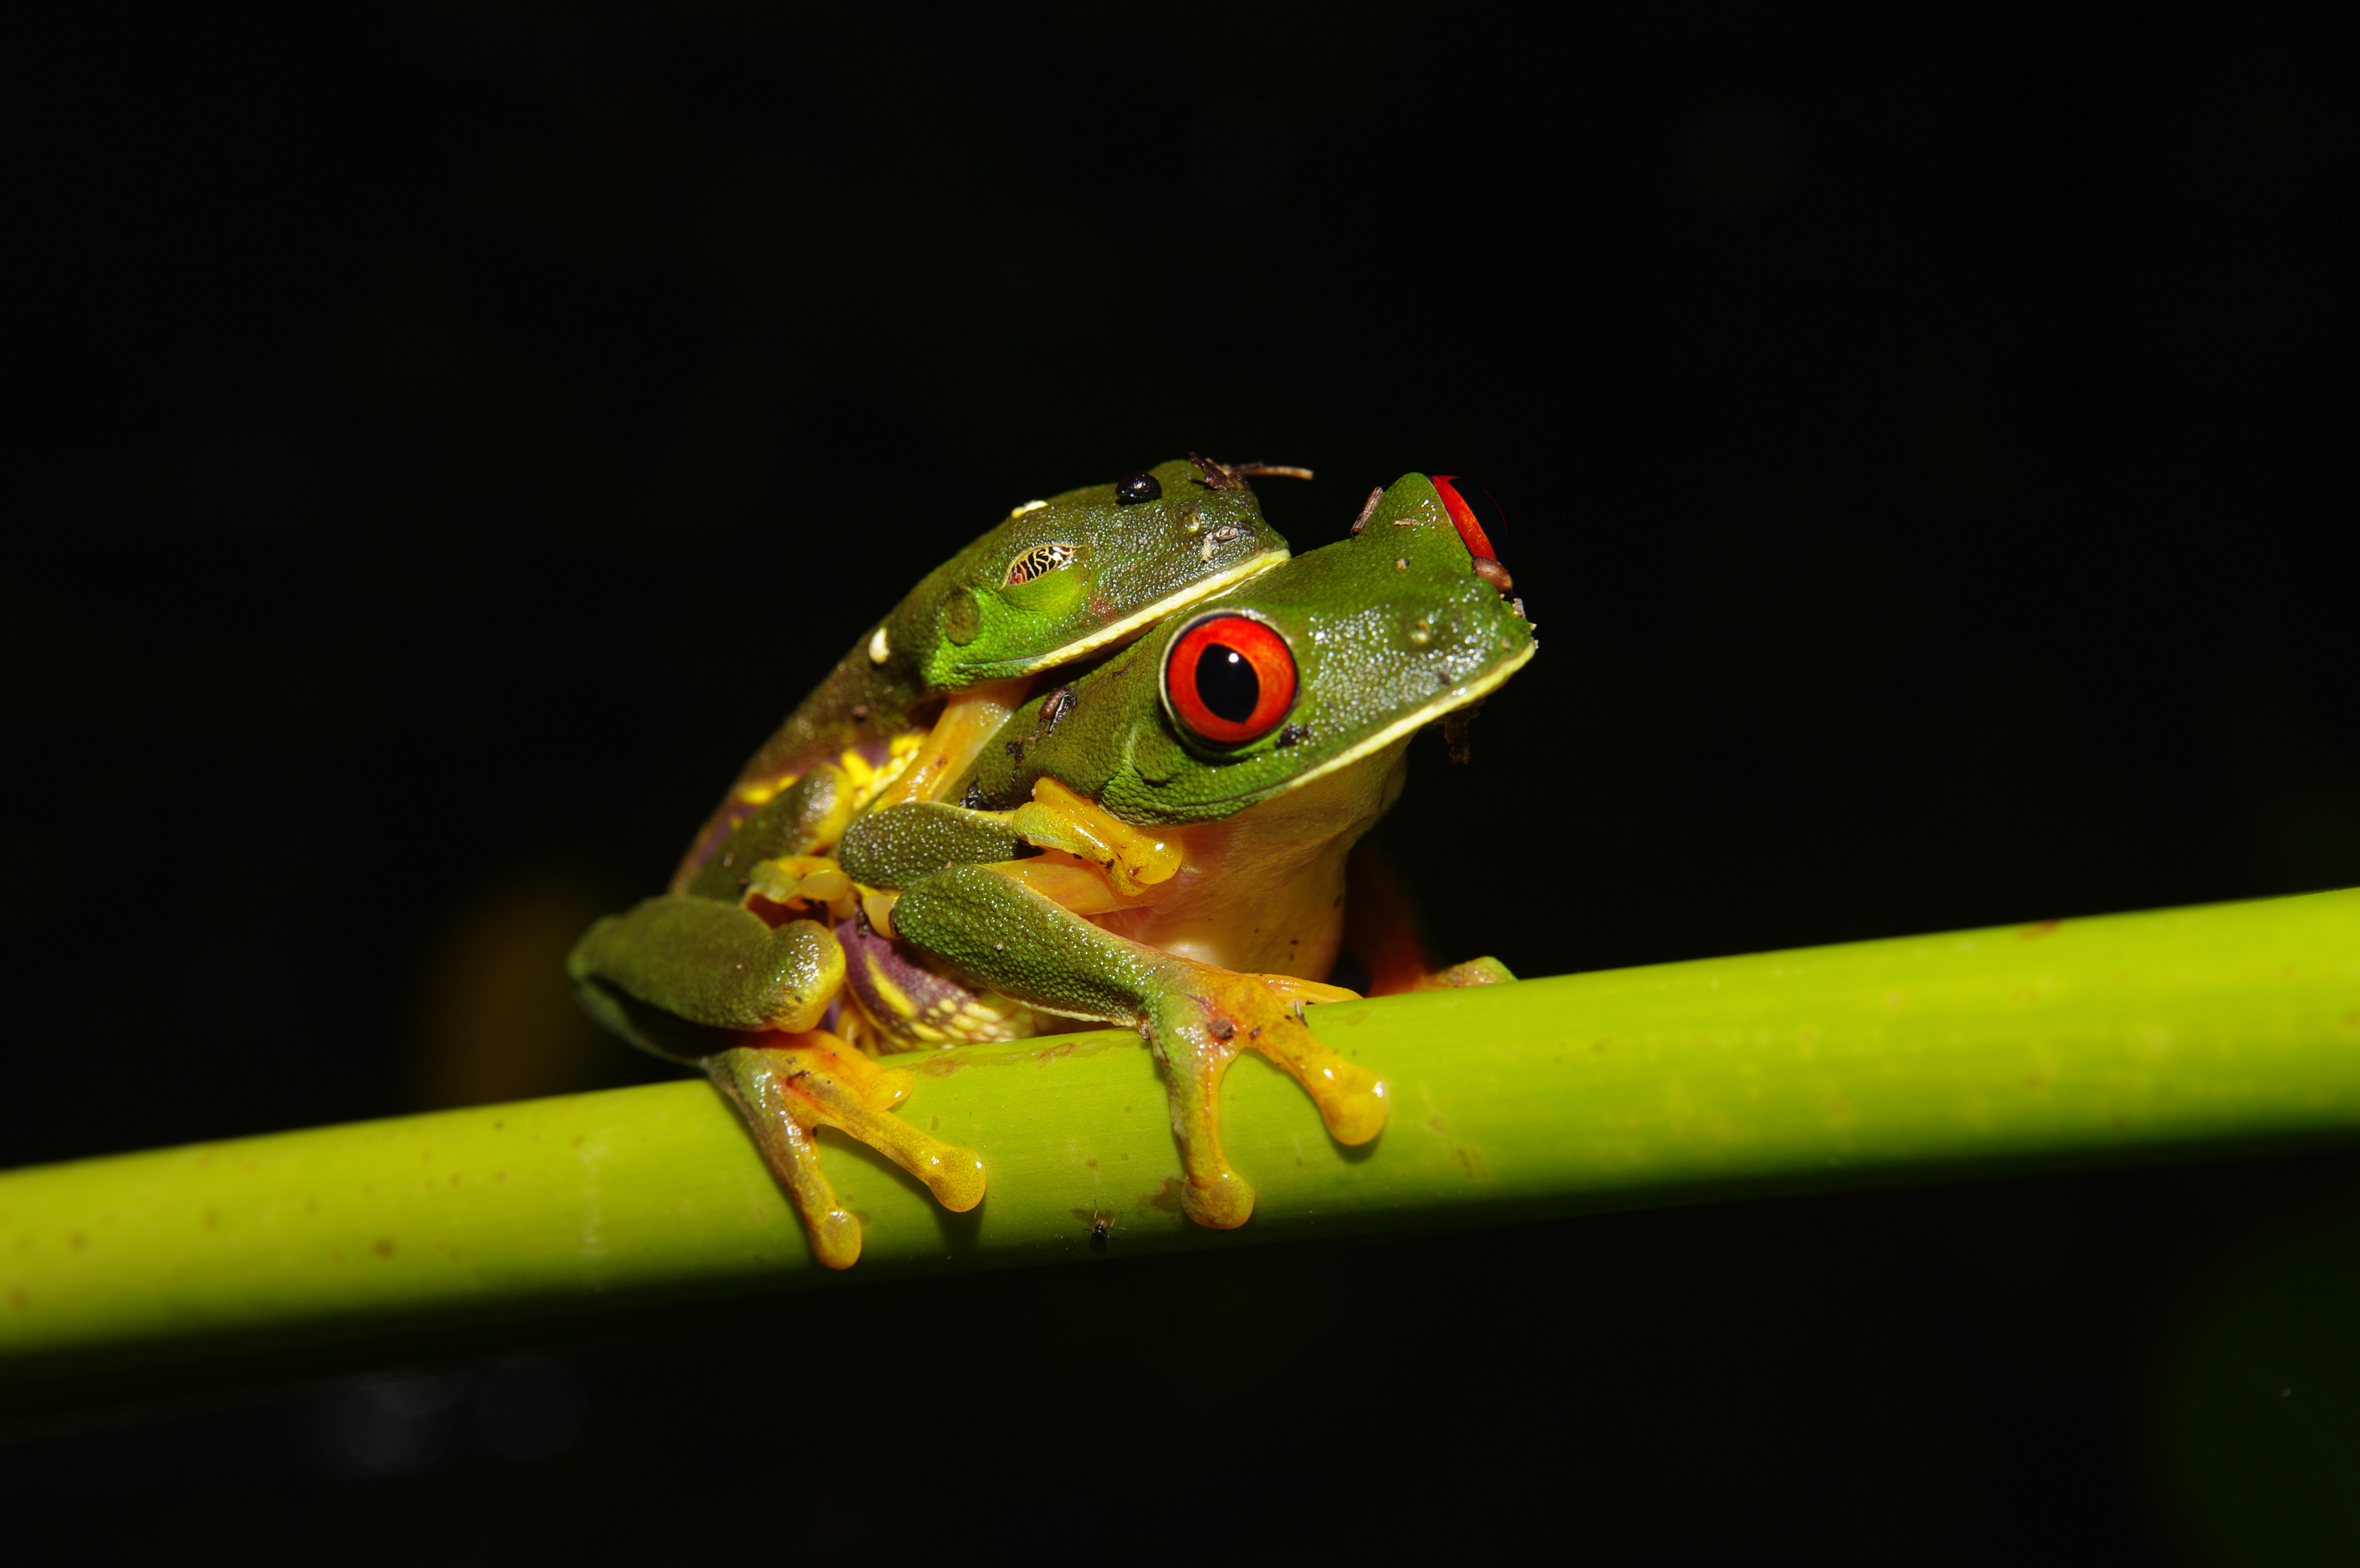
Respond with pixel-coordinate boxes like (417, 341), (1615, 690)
(5, 890), (2358, 1417)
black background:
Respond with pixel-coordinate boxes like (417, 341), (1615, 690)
(4, 2), (2355, 1560)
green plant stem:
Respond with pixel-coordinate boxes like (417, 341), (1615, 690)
(5, 890), (2358, 1417)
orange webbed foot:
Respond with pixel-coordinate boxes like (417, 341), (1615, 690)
(1146, 962), (1389, 1231)
(708, 1033), (985, 1269)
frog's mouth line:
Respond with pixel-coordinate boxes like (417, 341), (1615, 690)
(1260, 638), (1540, 801)
(1010, 548), (1292, 674)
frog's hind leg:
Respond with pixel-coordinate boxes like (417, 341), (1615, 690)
(708, 1035), (985, 1271)
(567, 896), (845, 1060)
(571, 897), (984, 1270)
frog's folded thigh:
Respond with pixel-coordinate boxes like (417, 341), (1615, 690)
(567, 895), (844, 1039)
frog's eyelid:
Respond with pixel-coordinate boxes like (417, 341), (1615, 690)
(1003, 542), (1080, 586)
(1006, 549), (1291, 672)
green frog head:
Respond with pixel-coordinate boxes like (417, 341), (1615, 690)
(953, 470), (1533, 819)
(880, 454), (1294, 691)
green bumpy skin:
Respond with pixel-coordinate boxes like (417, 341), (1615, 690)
(703, 458), (1291, 813)
(958, 473), (1532, 822)
(836, 802), (1034, 889)
(569, 903), (841, 1060)
(678, 769), (847, 903)
(888, 865), (1173, 1030)
(902, 458), (1290, 688)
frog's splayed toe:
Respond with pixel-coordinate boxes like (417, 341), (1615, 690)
(707, 1035), (985, 1269)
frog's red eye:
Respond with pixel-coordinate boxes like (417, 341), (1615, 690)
(1430, 475), (1507, 563)
(1163, 614), (1297, 745)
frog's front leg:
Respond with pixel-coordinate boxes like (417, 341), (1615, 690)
(567, 897), (982, 1268)
(838, 782), (1181, 933)
(891, 864), (1386, 1230)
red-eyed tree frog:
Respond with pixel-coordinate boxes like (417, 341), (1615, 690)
(570, 470), (1532, 1266)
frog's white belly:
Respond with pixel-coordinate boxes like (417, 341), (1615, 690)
(1090, 738), (1411, 979)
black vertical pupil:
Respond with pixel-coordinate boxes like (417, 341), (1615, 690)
(1195, 644), (1260, 722)
(1115, 472), (1162, 505)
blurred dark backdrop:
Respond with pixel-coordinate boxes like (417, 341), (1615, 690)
(4, 2), (2355, 1560)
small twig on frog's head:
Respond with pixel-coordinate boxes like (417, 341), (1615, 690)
(1188, 452), (1245, 490)
(1189, 454), (1314, 492)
